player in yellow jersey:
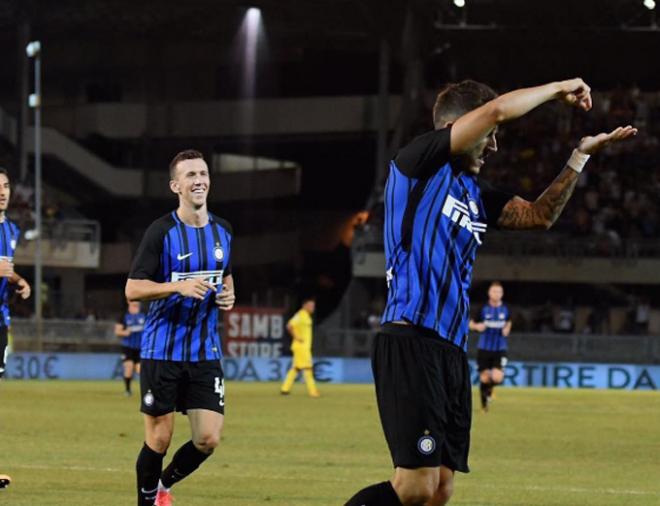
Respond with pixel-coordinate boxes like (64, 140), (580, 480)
(280, 297), (320, 397)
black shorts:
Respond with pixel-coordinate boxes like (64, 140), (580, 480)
(140, 359), (225, 417)
(121, 347), (141, 363)
(372, 323), (471, 472)
(477, 349), (507, 372)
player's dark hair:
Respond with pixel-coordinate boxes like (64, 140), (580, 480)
(490, 281), (503, 288)
(433, 80), (498, 128)
(169, 149), (204, 178)
(302, 296), (316, 304)
(0, 167), (9, 178)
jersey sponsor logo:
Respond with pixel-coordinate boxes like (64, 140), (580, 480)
(485, 320), (506, 329)
(417, 434), (436, 455)
(0, 255), (13, 262)
(171, 269), (224, 286)
(177, 252), (193, 260)
(126, 325), (144, 332)
(441, 194), (487, 244)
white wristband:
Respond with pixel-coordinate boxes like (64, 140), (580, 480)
(567, 149), (590, 174)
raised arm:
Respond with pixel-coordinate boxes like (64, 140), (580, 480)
(497, 126), (637, 230)
(450, 79), (592, 155)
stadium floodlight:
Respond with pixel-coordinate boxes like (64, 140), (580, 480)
(643, 0), (655, 9)
(25, 40), (41, 57)
(25, 40), (44, 346)
(454, 0), (466, 7)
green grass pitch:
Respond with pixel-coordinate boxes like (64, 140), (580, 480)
(1, 381), (659, 505)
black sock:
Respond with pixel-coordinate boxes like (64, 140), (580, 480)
(487, 383), (495, 397)
(124, 376), (132, 393)
(345, 481), (402, 506)
(136, 443), (165, 506)
(0, 327), (7, 379)
(480, 381), (489, 408)
(160, 440), (212, 489)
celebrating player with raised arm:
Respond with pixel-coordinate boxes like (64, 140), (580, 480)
(126, 150), (236, 506)
(344, 79), (636, 506)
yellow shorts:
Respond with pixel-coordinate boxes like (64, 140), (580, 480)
(292, 348), (313, 369)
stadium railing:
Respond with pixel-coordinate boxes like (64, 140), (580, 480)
(353, 226), (660, 260)
(315, 328), (660, 364)
(10, 319), (660, 365)
(11, 318), (117, 352)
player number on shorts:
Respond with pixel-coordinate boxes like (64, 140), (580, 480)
(214, 377), (225, 407)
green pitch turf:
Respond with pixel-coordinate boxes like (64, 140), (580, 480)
(1, 381), (659, 505)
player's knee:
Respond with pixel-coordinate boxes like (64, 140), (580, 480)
(393, 469), (439, 505)
(479, 371), (491, 383)
(193, 432), (220, 453)
(149, 434), (171, 453)
(434, 478), (454, 504)
(147, 424), (173, 453)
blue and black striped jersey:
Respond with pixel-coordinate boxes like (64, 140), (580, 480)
(476, 304), (511, 351)
(129, 211), (232, 362)
(0, 218), (20, 327)
(119, 312), (146, 349)
(381, 128), (512, 351)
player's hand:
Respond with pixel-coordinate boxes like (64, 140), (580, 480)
(577, 125), (638, 155)
(215, 283), (236, 311)
(16, 279), (31, 300)
(556, 78), (592, 111)
(0, 259), (14, 278)
(177, 278), (216, 300)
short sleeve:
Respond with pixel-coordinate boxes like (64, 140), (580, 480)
(478, 178), (515, 228)
(288, 311), (301, 328)
(128, 221), (167, 280)
(214, 215), (233, 277)
(394, 128), (452, 179)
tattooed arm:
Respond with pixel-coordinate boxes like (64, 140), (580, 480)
(497, 126), (637, 231)
(497, 168), (578, 230)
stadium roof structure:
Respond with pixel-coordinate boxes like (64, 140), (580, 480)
(0, 0), (656, 47)
(0, 0), (658, 92)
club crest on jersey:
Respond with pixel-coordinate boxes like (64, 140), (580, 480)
(442, 194), (487, 245)
(417, 435), (436, 455)
(214, 243), (224, 262)
(10, 239), (16, 250)
(143, 390), (154, 407)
